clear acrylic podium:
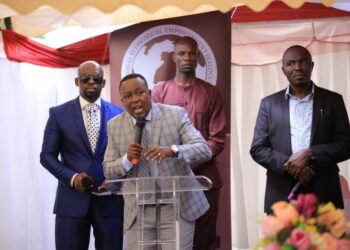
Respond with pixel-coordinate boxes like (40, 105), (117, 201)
(105, 176), (212, 250)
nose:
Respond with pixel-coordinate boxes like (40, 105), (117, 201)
(87, 76), (96, 85)
(294, 62), (302, 70)
(130, 93), (141, 102)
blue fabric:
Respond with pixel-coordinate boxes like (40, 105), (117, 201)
(40, 97), (124, 249)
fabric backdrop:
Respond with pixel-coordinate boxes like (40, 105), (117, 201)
(0, 17), (350, 249)
(230, 17), (350, 248)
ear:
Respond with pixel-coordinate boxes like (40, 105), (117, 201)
(101, 79), (106, 88)
(172, 52), (176, 63)
(75, 78), (79, 86)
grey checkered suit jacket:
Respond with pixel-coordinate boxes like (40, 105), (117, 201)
(103, 103), (211, 230)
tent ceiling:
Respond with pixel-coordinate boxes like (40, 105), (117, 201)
(0, 0), (340, 38)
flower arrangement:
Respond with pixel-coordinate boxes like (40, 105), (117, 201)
(257, 193), (350, 250)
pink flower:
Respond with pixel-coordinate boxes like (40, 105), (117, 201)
(265, 242), (281, 250)
(321, 233), (337, 250)
(296, 193), (318, 220)
(260, 215), (284, 237)
(337, 239), (350, 250)
(286, 228), (311, 250)
(271, 201), (299, 227)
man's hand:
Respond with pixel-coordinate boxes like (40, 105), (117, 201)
(284, 149), (311, 178)
(73, 172), (93, 192)
(127, 143), (144, 162)
(145, 146), (173, 164)
(97, 180), (108, 193)
(297, 166), (315, 185)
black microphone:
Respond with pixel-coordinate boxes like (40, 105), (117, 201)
(287, 153), (316, 200)
(81, 175), (93, 189)
(132, 118), (146, 165)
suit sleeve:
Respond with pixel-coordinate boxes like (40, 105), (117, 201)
(176, 108), (212, 164)
(40, 108), (76, 186)
(103, 120), (128, 180)
(250, 99), (290, 175)
(310, 95), (350, 166)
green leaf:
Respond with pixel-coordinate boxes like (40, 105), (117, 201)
(280, 243), (297, 250)
(277, 228), (292, 243)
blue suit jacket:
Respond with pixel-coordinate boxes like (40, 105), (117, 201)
(40, 97), (124, 217)
(250, 85), (350, 213)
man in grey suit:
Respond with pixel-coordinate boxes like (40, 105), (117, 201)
(250, 45), (350, 214)
(103, 73), (211, 249)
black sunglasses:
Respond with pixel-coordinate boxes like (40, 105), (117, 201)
(79, 75), (104, 84)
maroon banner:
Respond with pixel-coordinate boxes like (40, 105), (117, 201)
(109, 11), (231, 250)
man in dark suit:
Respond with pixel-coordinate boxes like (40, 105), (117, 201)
(40, 61), (124, 250)
(250, 45), (350, 214)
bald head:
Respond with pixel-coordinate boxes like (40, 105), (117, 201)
(78, 61), (104, 77)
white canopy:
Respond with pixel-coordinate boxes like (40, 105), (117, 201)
(0, 0), (340, 37)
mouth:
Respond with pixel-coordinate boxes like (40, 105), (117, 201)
(293, 74), (305, 81)
(86, 88), (96, 93)
(132, 105), (144, 115)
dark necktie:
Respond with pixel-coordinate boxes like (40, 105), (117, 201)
(138, 122), (150, 177)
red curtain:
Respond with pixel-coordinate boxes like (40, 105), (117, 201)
(1, 29), (109, 68)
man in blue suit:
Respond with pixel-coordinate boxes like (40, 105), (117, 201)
(40, 61), (124, 250)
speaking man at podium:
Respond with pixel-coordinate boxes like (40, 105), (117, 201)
(103, 73), (211, 250)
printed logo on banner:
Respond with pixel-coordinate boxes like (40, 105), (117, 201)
(121, 24), (217, 89)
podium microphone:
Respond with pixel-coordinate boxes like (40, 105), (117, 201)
(131, 118), (146, 165)
(287, 154), (316, 200)
(287, 182), (301, 200)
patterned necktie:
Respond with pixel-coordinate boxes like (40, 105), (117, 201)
(138, 122), (150, 177)
(86, 104), (100, 153)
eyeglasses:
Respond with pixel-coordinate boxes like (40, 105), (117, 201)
(79, 75), (104, 85)
(122, 90), (146, 101)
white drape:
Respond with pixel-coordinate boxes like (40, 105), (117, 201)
(0, 60), (111, 250)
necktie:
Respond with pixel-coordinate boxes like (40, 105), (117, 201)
(86, 104), (100, 153)
(138, 123), (150, 177)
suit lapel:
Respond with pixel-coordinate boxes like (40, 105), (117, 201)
(70, 97), (92, 152)
(311, 85), (322, 144)
(150, 103), (162, 146)
(124, 112), (137, 148)
(95, 99), (108, 156)
(280, 90), (292, 154)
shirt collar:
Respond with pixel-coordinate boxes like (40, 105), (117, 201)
(79, 96), (102, 110)
(284, 82), (315, 100)
(131, 109), (152, 125)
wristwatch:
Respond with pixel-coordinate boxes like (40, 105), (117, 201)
(171, 145), (180, 158)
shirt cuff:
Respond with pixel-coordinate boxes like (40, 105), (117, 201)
(70, 173), (78, 187)
(122, 154), (133, 172)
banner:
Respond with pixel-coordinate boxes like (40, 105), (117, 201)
(109, 11), (231, 250)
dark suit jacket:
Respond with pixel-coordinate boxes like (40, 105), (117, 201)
(250, 84), (350, 213)
(40, 97), (124, 217)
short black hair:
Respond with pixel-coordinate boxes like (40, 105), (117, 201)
(283, 45), (312, 62)
(174, 36), (198, 48)
(119, 73), (148, 90)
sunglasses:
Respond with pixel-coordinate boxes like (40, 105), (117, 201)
(79, 75), (104, 84)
